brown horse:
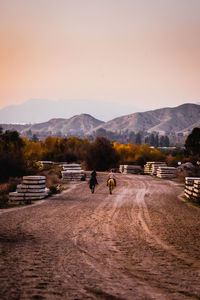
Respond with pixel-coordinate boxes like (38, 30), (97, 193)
(107, 178), (115, 194)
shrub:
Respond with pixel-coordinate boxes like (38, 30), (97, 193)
(0, 177), (21, 207)
(49, 185), (58, 195)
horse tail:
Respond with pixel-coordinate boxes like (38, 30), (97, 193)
(108, 178), (114, 186)
(108, 178), (114, 194)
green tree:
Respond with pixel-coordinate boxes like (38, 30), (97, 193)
(164, 136), (170, 147)
(0, 130), (26, 181)
(135, 132), (141, 145)
(185, 128), (200, 158)
(155, 134), (159, 147)
(86, 137), (119, 171)
(144, 136), (149, 144)
(31, 134), (39, 142)
(149, 133), (155, 146)
(159, 136), (165, 147)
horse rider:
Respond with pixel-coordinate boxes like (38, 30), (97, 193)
(89, 170), (98, 189)
(107, 169), (116, 186)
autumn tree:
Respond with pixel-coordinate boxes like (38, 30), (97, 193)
(22, 137), (43, 161)
(114, 142), (165, 166)
(86, 137), (119, 171)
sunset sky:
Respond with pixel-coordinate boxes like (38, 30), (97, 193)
(0, 0), (200, 112)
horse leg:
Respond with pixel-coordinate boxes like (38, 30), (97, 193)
(109, 184), (112, 194)
(92, 185), (95, 193)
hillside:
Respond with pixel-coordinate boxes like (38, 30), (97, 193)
(1, 114), (104, 138)
(92, 103), (200, 135)
(0, 104), (199, 141)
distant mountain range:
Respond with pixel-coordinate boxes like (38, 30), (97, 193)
(0, 103), (200, 142)
(94, 103), (200, 135)
(0, 98), (140, 123)
(0, 114), (104, 138)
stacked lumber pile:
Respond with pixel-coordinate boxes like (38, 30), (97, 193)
(119, 165), (124, 173)
(39, 161), (53, 168)
(184, 177), (200, 202)
(123, 165), (142, 174)
(152, 163), (167, 176)
(144, 162), (151, 174)
(144, 162), (166, 175)
(193, 180), (200, 201)
(61, 164), (85, 182)
(157, 167), (177, 178)
(9, 176), (49, 203)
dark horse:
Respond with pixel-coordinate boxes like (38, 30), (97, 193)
(89, 171), (98, 193)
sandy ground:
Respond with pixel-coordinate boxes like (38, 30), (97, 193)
(0, 173), (200, 300)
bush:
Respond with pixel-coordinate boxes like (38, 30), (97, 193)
(49, 185), (58, 195)
(0, 177), (21, 207)
(49, 184), (63, 195)
(38, 166), (62, 187)
(81, 174), (86, 181)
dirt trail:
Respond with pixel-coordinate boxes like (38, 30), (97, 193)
(0, 173), (200, 300)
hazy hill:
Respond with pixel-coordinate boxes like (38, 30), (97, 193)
(0, 104), (199, 141)
(1, 114), (104, 138)
(92, 103), (200, 135)
(0, 98), (140, 123)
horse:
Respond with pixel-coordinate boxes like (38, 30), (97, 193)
(107, 178), (115, 194)
(89, 177), (97, 193)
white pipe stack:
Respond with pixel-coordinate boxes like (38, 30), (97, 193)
(61, 164), (84, 182)
(9, 176), (49, 203)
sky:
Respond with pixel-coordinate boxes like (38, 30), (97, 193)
(0, 0), (200, 115)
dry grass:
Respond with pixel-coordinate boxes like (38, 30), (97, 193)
(37, 165), (62, 187)
(36, 165), (65, 194)
(0, 165), (64, 207)
(0, 177), (22, 207)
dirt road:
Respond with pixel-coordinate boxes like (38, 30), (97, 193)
(0, 173), (200, 300)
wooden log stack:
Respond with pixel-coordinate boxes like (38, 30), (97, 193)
(151, 163), (167, 176)
(119, 165), (124, 173)
(61, 164), (85, 182)
(9, 176), (49, 203)
(123, 165), (142, 174)
(39, 161), (53, 168)
(193, 180), (200, 201)
(156, 167), (177, 178)
(144, 162), (167, 175)
(184, 177), (200, 203)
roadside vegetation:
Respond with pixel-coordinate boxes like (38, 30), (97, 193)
(0, 126), (199, 207)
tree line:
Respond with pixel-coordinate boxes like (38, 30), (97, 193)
(0, 127), (199, 182)
(24, 127), (181, 146)
(91, 128), (171, 146)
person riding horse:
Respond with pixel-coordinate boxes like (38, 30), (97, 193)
(107, 169), (116, 186)
(89, 170), (98, 193)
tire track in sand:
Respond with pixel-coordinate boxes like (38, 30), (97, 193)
(135, 178), (200, 277)
(71, 175), (172, 299)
